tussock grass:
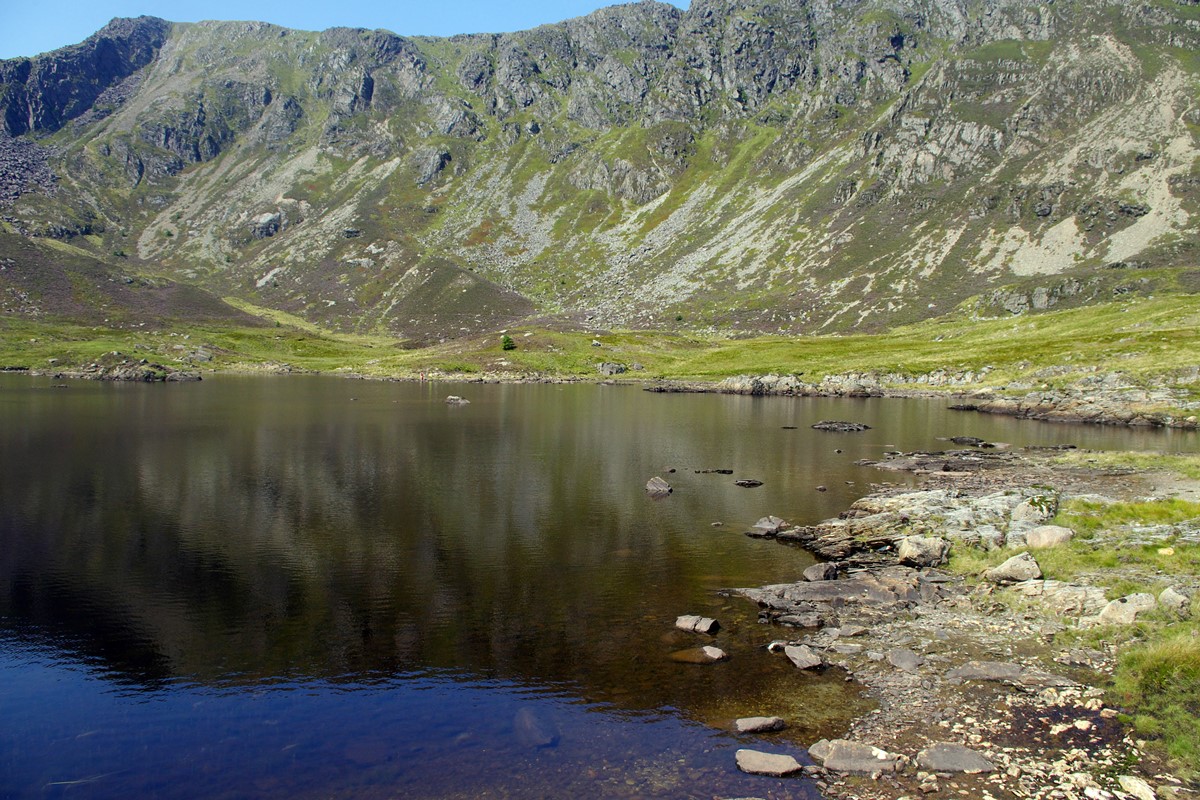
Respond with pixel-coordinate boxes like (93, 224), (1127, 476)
(1113, 628), (1200, 780)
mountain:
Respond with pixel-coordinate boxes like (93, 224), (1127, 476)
(1, 0), (1198, 342)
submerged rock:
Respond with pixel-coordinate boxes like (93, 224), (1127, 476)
(513, 707), (560, 749)
(444, 395), (470, 405)
(669, 645), (728, 664)
(734, 479), (764, 488)
(811, 420), (872, 432)
(735, 716), (787, 733)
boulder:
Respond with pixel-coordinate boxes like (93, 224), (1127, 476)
(816, 739), (902, 774)
(887, 647), (925, 673)
(1159, 586), (1191, 616)
(1026, 525), (1074, 549)
(783, 644), (823, 670)
(597, 362), (627, 376)
(803, 562), (840, 582)
(444, 395), (470, 405)
(985, 552), (1042, 584)
(646, 476), (672, 494)
(735, 749), (803, 777)
(675, 615), (720, 635)
(1009, 580), (1108, 616)
(916, 742), (994, 773)
(748, 516), (789, 538)
(1117, 775), (1157, 800)
(897, 536), (950, 567)
(735, 716), (787, 733)
(1012, 495), (1057, 524)
(1098, 593), (1157, 625)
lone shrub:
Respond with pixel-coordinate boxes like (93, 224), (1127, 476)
(501, 335), (516, 351)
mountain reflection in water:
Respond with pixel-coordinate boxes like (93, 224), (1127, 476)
(1, 376), (1192, 798)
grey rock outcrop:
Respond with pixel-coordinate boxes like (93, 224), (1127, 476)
(896, 535), (950, 567)
(1098, 593), (1157, 625)
(1026, 525), (1074, 549)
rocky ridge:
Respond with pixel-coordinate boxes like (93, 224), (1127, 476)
(0, 0), (1196, 339)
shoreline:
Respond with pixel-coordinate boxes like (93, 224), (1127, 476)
(728, 447), (1199, 799)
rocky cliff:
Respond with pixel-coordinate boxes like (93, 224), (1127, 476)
(1, 0), (1197, 340)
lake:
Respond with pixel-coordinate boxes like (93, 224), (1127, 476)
(1, 375), (1194, 798)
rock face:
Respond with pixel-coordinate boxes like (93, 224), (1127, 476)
(5, 0), (1199, 343)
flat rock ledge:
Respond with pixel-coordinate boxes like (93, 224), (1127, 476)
(735, 749), (804, 777)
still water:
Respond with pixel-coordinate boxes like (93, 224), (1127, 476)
(1, 375), (1195, 798)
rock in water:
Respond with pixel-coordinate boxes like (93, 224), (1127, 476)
(811, 421), (871, 432)
(735, 749), (803, 777)
(669, 646), (728, 664)
(985, 552), (1042, 583)
(803, 562), (839, 581)
(444, 395), (470, 405)
(675, 614), (720, 635)
(917, 742), (994, 773)
(736, 716), (787, 733)
(646, 476), (672, 494)
(783, 644), (823, 670)
(734, 479), (763, 488)
(747, 515), (788, 537)
(513, 707), (560, 748)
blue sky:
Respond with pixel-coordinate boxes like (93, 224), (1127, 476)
(0, 0), (688, 59)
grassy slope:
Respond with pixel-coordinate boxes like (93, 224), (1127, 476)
(2, 292), (1198, 392)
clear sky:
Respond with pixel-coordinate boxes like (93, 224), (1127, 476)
(0, 0), (688, 60)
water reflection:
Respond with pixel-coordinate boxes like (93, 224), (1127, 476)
(1, 376), (1194, 798)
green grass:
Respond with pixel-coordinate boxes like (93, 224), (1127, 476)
(946, 488), (1200, 779)
(1112, 628), (1200, 781)
(1053, 452), (1200, 480)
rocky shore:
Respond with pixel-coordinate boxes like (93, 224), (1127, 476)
(723, 447), (1198, 800)
(22, 351), (201, 381)
(647, 372), (1200, 430)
